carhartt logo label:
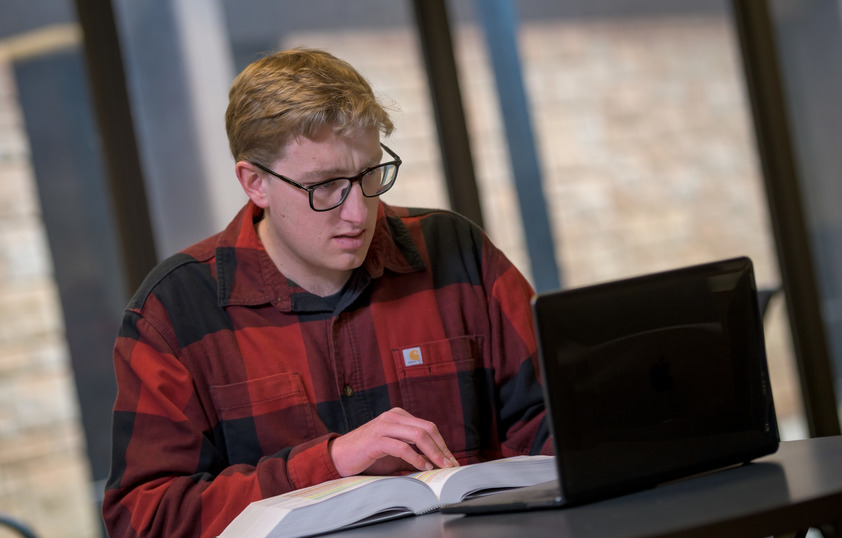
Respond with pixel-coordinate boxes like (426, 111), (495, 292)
(402, 347), (423, 366)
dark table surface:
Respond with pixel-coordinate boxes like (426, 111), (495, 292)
(322, 435), (842, 538)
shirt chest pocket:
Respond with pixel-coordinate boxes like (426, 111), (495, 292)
(209, 372), (326, 466)
(392, 335), (485, 459)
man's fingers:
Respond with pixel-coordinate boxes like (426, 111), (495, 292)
(377, 437), (435, 471)
(378, 411), (459, 469)
(406, 424), (459, 469)
(391, 424), (457, 468)
(330, 408), (460, 477)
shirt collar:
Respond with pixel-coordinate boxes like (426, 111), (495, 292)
(214, 201), (425, 310)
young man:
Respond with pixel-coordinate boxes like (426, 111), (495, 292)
(102, 48), (551, 537)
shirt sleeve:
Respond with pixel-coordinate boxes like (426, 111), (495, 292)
(102, 308), (342, 538)
(483, 236), (554, 457)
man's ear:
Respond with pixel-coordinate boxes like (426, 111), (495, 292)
(236, 161), (270, 208)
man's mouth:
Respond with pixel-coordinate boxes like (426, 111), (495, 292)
(333, 230), (367, 249)
(336, 230), (364, 239)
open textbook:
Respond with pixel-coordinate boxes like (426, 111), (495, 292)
(219, 455), (555, 538)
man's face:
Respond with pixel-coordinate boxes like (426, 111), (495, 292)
(252, 126), (383, 295)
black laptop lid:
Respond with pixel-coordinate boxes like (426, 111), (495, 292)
(532, 257), (779, 504)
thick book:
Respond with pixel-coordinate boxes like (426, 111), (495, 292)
(219, 455), (555, 538)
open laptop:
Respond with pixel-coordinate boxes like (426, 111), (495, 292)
(443, 256), (779, 514)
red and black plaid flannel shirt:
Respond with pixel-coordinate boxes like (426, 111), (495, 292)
(102, 200), (552, 537)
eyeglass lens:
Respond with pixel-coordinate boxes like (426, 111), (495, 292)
(311, 162), (398, 210)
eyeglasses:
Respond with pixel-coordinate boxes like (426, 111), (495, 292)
(251, 143), (402, 212)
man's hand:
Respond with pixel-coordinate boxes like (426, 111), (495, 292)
(330, 407), (460, 477)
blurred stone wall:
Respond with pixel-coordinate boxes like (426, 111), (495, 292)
(0, 55), (99, 538)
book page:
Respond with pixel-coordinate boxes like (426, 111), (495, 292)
(408, 455), (556, 504)
(257, 476), (389, 510)
(406, 466), (463, 499)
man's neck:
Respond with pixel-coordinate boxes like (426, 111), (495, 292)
(255, 217), (352, 297)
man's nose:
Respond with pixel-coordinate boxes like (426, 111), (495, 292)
(338, 181), (369, 221)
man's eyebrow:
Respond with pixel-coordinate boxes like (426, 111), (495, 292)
(297, 167), (348, 182)
(298, 153), (383, 181)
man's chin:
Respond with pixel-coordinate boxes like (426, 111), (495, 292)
(329, 252), (368, 273)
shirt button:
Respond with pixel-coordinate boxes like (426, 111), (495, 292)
(342, 384), (354, 397)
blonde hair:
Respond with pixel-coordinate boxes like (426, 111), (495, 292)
(225, 48), (394, 164)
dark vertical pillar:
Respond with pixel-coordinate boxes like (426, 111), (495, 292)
(412, 0), (485, 229)
(767, 0), (842, 431)
(730, 0), (840, 437)
(73, 0), (158, 294)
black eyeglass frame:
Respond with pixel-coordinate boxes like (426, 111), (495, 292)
(251, 143), (402, 212)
